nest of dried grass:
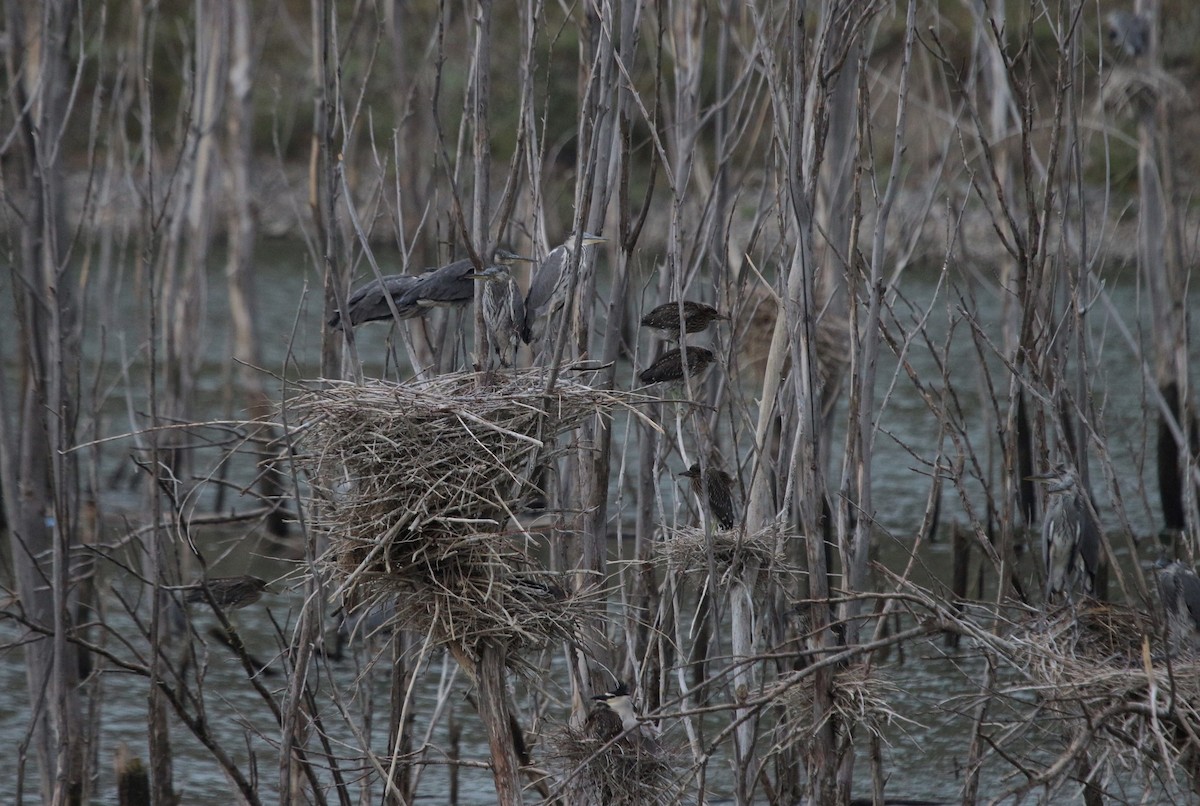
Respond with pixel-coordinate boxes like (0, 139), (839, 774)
(1100, 65), (1190, 119)
(1012, 602), (1155, 681)
(1005, 603), (1200, 783)
(775, 663), (899, 744)
(287, 371), (640, 650)
(660, 522), (788, 580)
(547, 725), (680, 805)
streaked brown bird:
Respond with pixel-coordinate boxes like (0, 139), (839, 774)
(183, 576), (270, 610)
(637, 346), (715, 385)
(640, 300), (728, 338)
(679, 462), (737, 530)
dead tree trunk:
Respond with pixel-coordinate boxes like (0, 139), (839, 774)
(0, 2), (87, 802)
(1133, 0), (1196, 536)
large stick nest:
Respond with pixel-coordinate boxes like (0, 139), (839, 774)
(547, 724), (681, 805)
(287, 371), (642, 651)
(1004, 603), (1200, 785)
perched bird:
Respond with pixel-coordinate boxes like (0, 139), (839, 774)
(1105, 10), (1150, 59)
(182, 576), (270, 610)
(637, 346), (715, 386)
(327, 270), (432, 330)
(640, 300), (729, 338)
(1030, 464), (1101, 601)
(397, 248), (531, 310)
(679, 462), (738, 530)
(1155, 559), (1200, 655)
(468, 261), (530, 367)
(521, 232), (605, 346)
(588, 682), (659, 746)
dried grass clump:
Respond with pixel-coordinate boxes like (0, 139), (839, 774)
(547, 725), (680, 805)
(1004, 602), (1200, 784)
(1100, 65), (1189, 119)
(1010, 603), (1156, 689)
(660, 522), (786, 577)
(287, 371), (639, 649)
(775, 663), (899, 744)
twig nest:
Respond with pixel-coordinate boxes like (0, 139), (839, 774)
(287, 371), (638, 650)
(775, 663), (899, 746)
(1012, 603), (1155, 686)
(1100, 65), (1190, 119)
(660, 522), (789, 580)
(546, 724), (680, 805)
(1001, 603), (1200, 789)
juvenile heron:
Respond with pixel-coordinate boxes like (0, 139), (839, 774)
(396, 248), (530, 310)
(679, 462), (737, 530)
(640, 300), (728, 338)
(1030, 464), (1101, 601)
(521, 233), (605, 346)
(1155, 559), (1200, 654)
(327, 270), (432, 330)
(637, 346), (715, 386)
(182, 576), (270, 610)
(468, 261), (530, 367)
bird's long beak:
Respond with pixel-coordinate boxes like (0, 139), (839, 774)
(581, 235), (605, 246)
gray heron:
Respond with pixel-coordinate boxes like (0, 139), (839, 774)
(679, 462), (737, 530)
(637, 346), (715, 386)
(468, 261), (531, 367)
(1155, 559), (1200, 654)
(396, 248), (531, 310)
(328, 270), (432, 330)
(521, 232), (606, 346)
(1030, 464), (1101, 601)
(1105, 10), (1150, 59)
(640, 300), (728, 339)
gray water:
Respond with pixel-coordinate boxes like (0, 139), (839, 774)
(1, 240), (1196, 803)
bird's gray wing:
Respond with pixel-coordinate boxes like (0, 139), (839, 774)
(398, 259), (473, 306)
(1074, 495), (1102, 585)
(1181, 570), (1200, 625)
(1157, 565), (1179, 613)
(524, 246), (566, 315)
(1041, 504), (1060, 594)
(508, 276), (526, 338)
